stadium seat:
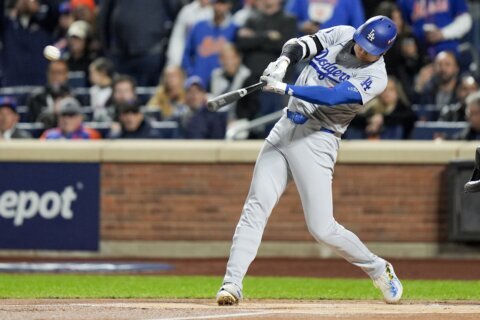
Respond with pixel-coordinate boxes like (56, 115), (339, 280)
(84, 122), (111, 138)
(142, 106), (162, 121)
(16, 105), (30, 123)
(68, 71), (88, 88)
(410, 121), (468, 140)
(343, 125), (403, 140)
(16, 122), (45, 138)
(343, 126), (366, 139)
(380, 125), (404, 140)
(412, 104), (440, 122)
(0, 86), (42, 105)
(137, 87), (157, 105)
(81, 106), (94, 122)
(151, 121), (179, 139)
(72, 87), (90, 106)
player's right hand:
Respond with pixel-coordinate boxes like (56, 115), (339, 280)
(262, 56), (290, 81)
(260, 76), (288, 95)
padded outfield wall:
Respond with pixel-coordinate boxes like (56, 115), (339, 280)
(0, 140), (478, 259)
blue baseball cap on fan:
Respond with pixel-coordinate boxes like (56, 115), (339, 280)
(354, 15), (397, 56)
(0, 96), (17, 113)
(59, 1), (71, 14)
(185, 75), (206, 91)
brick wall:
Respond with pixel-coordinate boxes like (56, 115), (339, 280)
(101, 163), (448, 243)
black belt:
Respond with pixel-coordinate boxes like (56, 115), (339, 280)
(286, 110), (339, 136)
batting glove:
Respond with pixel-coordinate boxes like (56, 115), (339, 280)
(262, 56), (290, 81)
(260, 76), (292, 96)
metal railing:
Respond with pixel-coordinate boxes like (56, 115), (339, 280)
(225, 110), (283, 140)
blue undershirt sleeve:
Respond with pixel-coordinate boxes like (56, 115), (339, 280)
(286, 81), (363, 106)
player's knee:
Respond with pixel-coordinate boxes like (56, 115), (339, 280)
(307, 220), (338, 243)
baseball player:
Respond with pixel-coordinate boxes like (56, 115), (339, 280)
(216, 16), (403, 305)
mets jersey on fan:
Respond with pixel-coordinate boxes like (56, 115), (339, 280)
(288, 25), (388, 134)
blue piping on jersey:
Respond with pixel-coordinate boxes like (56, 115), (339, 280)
(286, 81), (363, 106)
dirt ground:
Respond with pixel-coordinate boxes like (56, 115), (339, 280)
(1, 299), (479, 320)
(1, 258), (479, 319)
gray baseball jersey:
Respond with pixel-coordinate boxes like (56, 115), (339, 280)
(289, 26), (388, 134)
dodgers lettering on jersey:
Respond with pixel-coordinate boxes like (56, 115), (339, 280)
(288, 25), (388, 134)
(309, 49), (351, 83)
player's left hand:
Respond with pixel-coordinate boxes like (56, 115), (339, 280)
(262, 56), (290, 81)
(260, 76), (289, 95)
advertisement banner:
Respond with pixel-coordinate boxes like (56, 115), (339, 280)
(0, 162), (100, 251)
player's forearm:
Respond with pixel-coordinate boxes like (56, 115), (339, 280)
(285, 81), (362, 106)
(280, 34), (324, 65)
(263, 34), (324, 82)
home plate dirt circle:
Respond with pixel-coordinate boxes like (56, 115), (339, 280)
(1, 299), (480, 320)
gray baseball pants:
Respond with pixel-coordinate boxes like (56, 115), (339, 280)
(223, 110), (386, 289)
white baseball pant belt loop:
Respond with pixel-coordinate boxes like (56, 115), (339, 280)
(286, 109), (342, 138)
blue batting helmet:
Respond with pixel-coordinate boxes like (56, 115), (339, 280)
(353, 15), (397, 56)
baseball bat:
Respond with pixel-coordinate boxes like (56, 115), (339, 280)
(207, 81), (266, 111)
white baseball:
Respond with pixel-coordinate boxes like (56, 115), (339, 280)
(43, 45), (61, 61)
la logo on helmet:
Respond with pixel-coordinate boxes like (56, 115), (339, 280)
(367, 29), (375, 42)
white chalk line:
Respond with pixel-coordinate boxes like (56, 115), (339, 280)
(147, 311), (272, 320)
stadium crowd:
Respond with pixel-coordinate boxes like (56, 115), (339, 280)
(0, 0), (479, 141)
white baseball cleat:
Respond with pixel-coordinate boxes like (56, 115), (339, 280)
(373, 262), (403, 304)
(216, 283), (242, 306)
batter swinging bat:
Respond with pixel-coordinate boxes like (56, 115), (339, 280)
(207, 81), (266, 111)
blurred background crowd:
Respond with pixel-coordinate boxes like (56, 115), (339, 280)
(0, 0), (479, 141)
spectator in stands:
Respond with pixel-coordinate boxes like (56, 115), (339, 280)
(454, 91), (480, 141)
(361, 76), (417, 140)
(182, 0), (237, 87)
(236, 0), (296, 118)
(98, 0), (177, 86)
(147, 66), (186, 120)
(70, 0), (96, 24)
(285, 0), (365, 35)
(210, 43), (257, 121)
(89, 58), (114, 121)
(166, 0), (213, 66)
(108, 102), (164, 139)
(105, 75), (139, 122)
(233, 0), (258, 27)
(1, 0), (57, 86)
(27, 59), (71, 126)
(439, 74), (479, 122)
(0, 97), (32, 140)
(417, 51), (459, 117)
(397, 0), (472, 58)
(40, 97), (101, 140)
(374, 1), (424, 102)
(62, 20), (95, 87)
(173, 76), (227, 139)
(53, 1), (74, 45)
